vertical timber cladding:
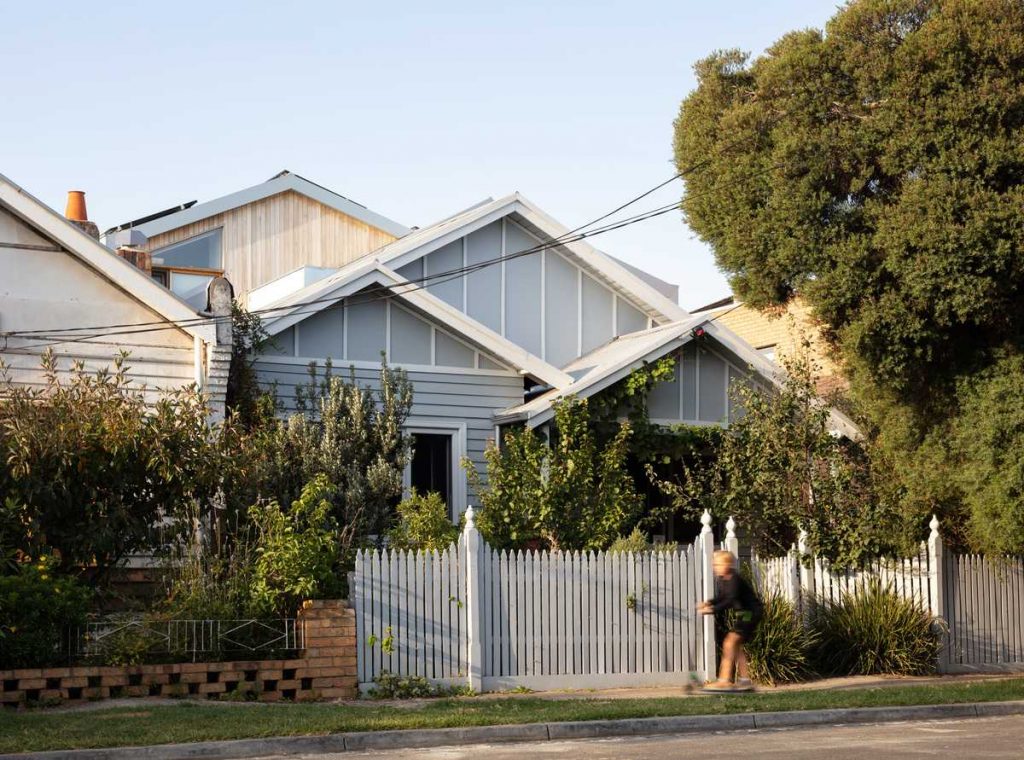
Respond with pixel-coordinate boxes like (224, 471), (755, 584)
(413, 218), (653, 368)
(143, 191), (398, 298)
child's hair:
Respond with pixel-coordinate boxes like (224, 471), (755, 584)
(713, 550), (736, 567)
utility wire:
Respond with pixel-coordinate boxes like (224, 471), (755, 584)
(7, 153), (789, 350)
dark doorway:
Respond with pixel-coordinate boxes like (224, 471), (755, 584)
(410, 433), (452, 513)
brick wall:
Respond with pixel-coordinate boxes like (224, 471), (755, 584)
(0, 600), (355, 707)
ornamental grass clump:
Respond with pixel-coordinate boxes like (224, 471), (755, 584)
(744, 586), (816, 686)
(809, 580), (940, 676)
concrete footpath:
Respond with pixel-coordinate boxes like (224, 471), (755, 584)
(6, 699), (1024, 760)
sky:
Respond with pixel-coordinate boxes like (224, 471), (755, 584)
(0, 1), (837, 310)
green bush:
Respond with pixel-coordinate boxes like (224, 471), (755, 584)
(744, 587), (816, 685)
(608, 527), (678, 554)
(368, 670), (474, 699)
(249, 474), (345, 617)
(386, 491), (460, 551)
(0, 555), (91, 668)
(809, 580), (940, 676)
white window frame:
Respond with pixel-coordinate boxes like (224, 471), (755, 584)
(402, 418), (468, 520)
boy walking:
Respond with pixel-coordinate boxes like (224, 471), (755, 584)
(698, 550), (762, 691)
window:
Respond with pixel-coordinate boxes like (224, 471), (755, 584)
(151, 229), (223, 309)
(403, 420), (467, 519)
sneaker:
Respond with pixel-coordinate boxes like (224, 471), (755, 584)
(702, 681), (734, 691)
(735, 678), (754, 690)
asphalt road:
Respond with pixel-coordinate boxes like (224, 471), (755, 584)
(262, 714), (1024, 759)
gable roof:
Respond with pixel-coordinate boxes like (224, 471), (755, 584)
(122, 170), (410, 239)
(261, 259), (573, 388)
(496, 317), (862, 439)
(358, 192), (690, 325)
(0, 173), (216, 344)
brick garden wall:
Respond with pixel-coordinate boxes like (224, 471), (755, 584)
(0, 600), (356, 707)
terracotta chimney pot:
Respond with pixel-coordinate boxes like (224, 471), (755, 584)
(65, 190), (88, 222)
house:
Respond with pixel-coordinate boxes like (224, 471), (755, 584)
(123, 173), (858, 522)
(0, 174), (231, 415)
(691, 295), (847, 395)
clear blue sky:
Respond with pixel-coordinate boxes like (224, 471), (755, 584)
(1, 0), (836, 309)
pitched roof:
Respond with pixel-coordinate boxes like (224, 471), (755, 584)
(357, 192), (690, 324)
(123, 170), (410, 239)
(496, 317), (862, 439)
(0, 173), (216, 344)
(261, 259), (573, 388)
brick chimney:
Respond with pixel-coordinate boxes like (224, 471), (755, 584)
(115, 246), (153, 274)
(65, 190), (100, 240)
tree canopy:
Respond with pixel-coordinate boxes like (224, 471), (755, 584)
(673, 0), (1024, 551)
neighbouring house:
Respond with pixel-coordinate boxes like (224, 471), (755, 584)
(691, 295), (847, 394)
(123, 173), (858, 528)
(0, 174), (231, 415)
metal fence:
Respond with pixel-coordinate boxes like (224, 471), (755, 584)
(71, 618), (304, 663)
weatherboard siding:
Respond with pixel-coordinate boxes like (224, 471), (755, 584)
(252, 357), (523, 497)
(144, 190), (397, 300)
(0, 210), (200, 399)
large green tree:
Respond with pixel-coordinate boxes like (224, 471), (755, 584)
(673, 0), (1024, 551)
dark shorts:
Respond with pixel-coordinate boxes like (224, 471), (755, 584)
(730, 611), (761, 642)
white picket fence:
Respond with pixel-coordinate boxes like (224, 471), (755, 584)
(354, 509), (722, 692)
(753, 516), (1024, 674)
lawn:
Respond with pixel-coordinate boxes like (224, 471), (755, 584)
(1, 679), (1022, 754)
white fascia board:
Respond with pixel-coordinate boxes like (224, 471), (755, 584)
(512, 326), (695, 428)
(134, 174), (409, 239)
(0, 175), (216, 344)
(511, 194), (691, 323)
(262, 262), (383, 336)
(375, 196), (518, 272)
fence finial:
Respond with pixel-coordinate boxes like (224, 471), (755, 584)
(797, 527), (809, 556)
(929, 514), (940, 540)
(725, 516), (736, 540)
(700, 509), (712, 535)
(464, 504), (477, 531)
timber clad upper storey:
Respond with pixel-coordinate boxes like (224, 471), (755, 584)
(109, 171), (407, 307)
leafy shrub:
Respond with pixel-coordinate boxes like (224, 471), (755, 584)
(0, 555), (91, 667)
(608, 527), (679, 554)
(809, 580), (940, 676)
(744, 587), (816, 685)
(368, 671), (474, 699)
(387, 491), (460, 551)
(249, 474), (344, 616)
(469, 398), (642, 551)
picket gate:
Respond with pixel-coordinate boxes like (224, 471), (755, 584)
(354, 508), (717, 692)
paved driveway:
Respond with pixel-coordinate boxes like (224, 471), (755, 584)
(262, 714), (1024, 759)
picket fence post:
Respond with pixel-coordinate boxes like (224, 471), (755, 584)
(462, 505), (484, 692)
(723, 516), (739, 559)
(927, 514), (947, 670)
(797, 528), (813, 619)
(699, 509), (717, 682)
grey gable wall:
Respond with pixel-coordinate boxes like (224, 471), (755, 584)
(398, 217), (655, 369)
(645, 342), (760, 426)
(263, 291), (512, 371)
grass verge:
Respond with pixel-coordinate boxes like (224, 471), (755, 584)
(1, 678), (1022, 754)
